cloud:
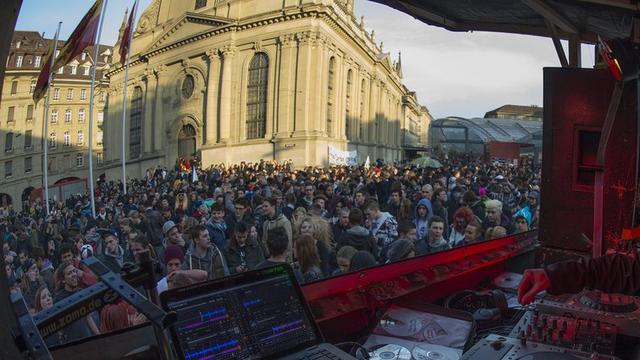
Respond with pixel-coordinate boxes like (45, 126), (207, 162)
(355, 0), (593, 118)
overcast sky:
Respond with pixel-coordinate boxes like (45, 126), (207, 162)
(16, 0), (595, 118)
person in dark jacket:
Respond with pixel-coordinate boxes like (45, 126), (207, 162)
(224, 198), (252, 240)
(205, 202), (229, 250)
(96, 229), (124, 273)
(518, 253), (640, 305)
(225, 221), (265, 273)
(337, 208), (377, 256)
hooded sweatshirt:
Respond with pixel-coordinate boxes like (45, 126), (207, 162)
(337, 225), (378, 256)
(185, 242), (230, 280)
(99, 245), (125, 273)
(413, 198), (433, 242)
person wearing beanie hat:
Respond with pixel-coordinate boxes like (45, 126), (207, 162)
(482, 199), (514, 235)
(513, 207), (532, 233)
(156, 245), (207, 294)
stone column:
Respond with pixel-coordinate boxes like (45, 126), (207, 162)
(105, 87), (119, 162)
(368, 76), (378, 144)
(219, 45), (236, 143)
(276, 34), (296, 137)
(311, 34), (327, 136)
(143, 69), (156, 155)
(205, 49), (220, 144)
(293, 31), (314, 135)
(153, 66), (167, 153)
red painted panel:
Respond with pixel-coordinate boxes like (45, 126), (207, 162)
(541, 68), (637, 252)
(301, 232), (537, 341)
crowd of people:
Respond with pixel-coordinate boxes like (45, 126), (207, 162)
(2, 154), (541, 344)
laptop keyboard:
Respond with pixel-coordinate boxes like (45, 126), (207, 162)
(295, 348), (343, 360)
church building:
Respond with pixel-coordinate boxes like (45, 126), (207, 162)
(103, 0), (431, 176)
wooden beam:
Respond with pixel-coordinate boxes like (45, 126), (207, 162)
(546, 20), (569, 67)
(522, 0), (579, 34)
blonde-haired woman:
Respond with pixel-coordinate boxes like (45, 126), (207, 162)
(296, 216), (335, 276)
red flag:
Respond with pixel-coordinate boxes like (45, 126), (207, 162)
(33, 0), (104, 105)
(51, 0), (104, 73)
(119, 0), (138, 64)
(32, 40), (55, 105)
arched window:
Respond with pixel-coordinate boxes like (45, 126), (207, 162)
(130, 87), (143, 159)
(327, 57), (336, 136)
(359, 79), (366, 140)
(246, 53), (269, 139)
(345, 69), (353, 140)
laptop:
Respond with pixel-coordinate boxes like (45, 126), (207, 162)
(160, 264), (356, 360)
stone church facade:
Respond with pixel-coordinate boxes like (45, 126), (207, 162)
(103, 0), (431, 177)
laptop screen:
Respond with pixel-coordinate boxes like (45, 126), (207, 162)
(162, 264), (321, 360)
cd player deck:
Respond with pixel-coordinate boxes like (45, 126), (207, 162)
(459, 334), (621, 360)
(537, 289), (640, 337)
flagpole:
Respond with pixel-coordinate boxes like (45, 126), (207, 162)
(42, 22), (62, 216)
(121, 0), (139, 195)
(87, 0), (109, 218)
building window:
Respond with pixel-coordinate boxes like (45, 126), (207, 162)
(96, 152), (103, 165)
(63, 131), (70, 146)
(75, 154), (84, 167)
(195, 0), (207, 9)
(78, 108), (85, 123)
(15, 41), (20, 49)
(246, 53), (269, 139)
(24, 130), (32, 149)
(7, 106), (15, 122)
(5, 161), (12, 178)
(16, 55), (23, 67)
(70, 65), (77, 75)
(57, 66), (63, 74)
(77, 130), (84, 145)
(49, 132), (56, 148)
(66, 88), (73, 100)
(29, 80), (35, 94)
(5, 133), (13, 152)
(83, 65), (90, 76)
(10, 81), (17, 95)
(130, 87), (142, 158)
(345, 69), (353, 140)
(26, 105), (33, 120)
(53, 88), (60, 100)
(50, 109), (58, 123)
(81, 52), (86, 61)
(24, 157), (32, 174)
(97, 130), (103, 146)
(327, 57), (336, 136)
(34, 56), (41, 68)
(80, 88), (87, 100)
(64, 109), (72, 123)
(97, 111), (104, 125)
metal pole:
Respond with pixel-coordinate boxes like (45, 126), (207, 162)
(87, 0), (109, 218)
(42, 22), (62, 216)
(120, 0), (138, 195)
